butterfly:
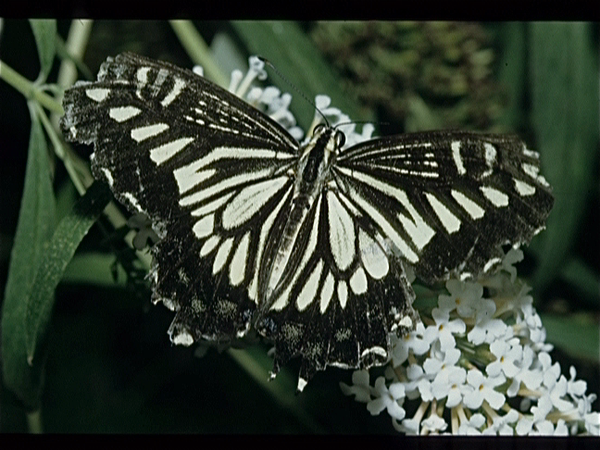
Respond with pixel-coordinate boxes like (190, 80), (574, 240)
(61, 52), (553, 391)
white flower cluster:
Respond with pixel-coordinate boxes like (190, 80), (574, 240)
(341, 248), (599, 435)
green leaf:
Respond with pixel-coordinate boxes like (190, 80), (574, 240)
(25, 181), (112, 363)
(29, 19), (57, 83)
(1, 106), (56, 410)
(542, 312), (600, 362)
(496, 22), (527, 132)
(230, 21), (373, 131)
(529, 23), (599, 290)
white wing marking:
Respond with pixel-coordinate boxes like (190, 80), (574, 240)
(425, 192), (461, 234)
(480, 186), (509, 207)
(229, 232), (250, 286)
(213, 237), (234, 275)
(222, 177), (289, 230)
(451, 189), (485, 220)
(327, 191), (356, 272)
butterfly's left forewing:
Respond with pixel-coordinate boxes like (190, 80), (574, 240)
(62, 53), (300, 342)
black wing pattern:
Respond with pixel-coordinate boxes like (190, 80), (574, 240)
(61, 53), (553, 391)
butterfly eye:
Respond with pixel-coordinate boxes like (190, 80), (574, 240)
(334, 130), (346, 148)
(313, 123), (326, 135)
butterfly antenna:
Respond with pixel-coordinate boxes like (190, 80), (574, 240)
(258, 56), (329, 127)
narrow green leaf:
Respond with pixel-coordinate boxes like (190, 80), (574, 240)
(529, 23), (599, 289)
(496, 22), (527, 132)
(25, 181), (112, 363)
(542, 313), (600, 362)
(29, 19), (57, 83)
(230, 21), (373, 131)
(1, 106), (56, 410)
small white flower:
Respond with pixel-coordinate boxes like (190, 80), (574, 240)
(431, 366), (467, 408)
(576, 392), (597, 417)
(367, 377), (406, 421)
(467, 317), (507, 345)
(516, 417), (535, 435)
(567, 366), (588, 398)
(584, 411), (600, 435)
(404, 363), (426, 399)
(422, 411), (448, 434)
(474, 297), (497, 322)
(507, 346), (543, 396)
(538, 352), (561, 390)
(391, 321), (430, 366)
(485, 408), (519, 435)
(424, 347), (461, 379)
(500, 248), (523, 282)
(438, 279), (483, 318)
(531, 419), (569, 436)
(520, 302), (542, 329)
(457, 412), (486, 435)
(531, 394), (553, 423)
(417, 377), (434, 402)
(423, 308), (466, 351)
(233, 56), (267, 99)
(248, 55), (267, 79)
(487, 339), (522, 378)
(549, 375), (576, 412)
(227, 69), (243, 93)
(340, 369), (371, 403)
(395, 417), (420, 435)
(463, 369), (506, 410)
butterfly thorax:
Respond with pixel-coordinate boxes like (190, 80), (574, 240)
(263, 125), (342, 305)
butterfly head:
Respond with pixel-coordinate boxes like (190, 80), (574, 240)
(311, 123), (346, 152)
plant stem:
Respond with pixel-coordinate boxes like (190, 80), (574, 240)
(0, 60), (63, 114)
(26, 408), (43, 433)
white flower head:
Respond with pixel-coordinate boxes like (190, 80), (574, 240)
(457, 412), (486, 435)
(423, 308), (466, 351)
(391, 321), (431, 366)
(367, 377), (406, 421)
(438, 279), (484, 318)
(463, 369), (506, 410)
(340, 369), (372, 403)
(486, 339), (523, 379)
(422, 411), (448, 434)
(500, 247), (524, 282)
